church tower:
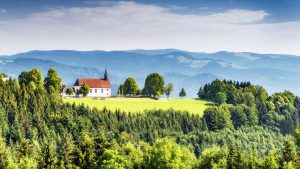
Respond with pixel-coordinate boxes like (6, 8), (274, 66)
(104, 69), (108, 80)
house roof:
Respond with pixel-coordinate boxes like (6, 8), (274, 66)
(73, 78), (110, 88)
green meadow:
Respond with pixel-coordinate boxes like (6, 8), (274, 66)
(64, 97), (211, 115)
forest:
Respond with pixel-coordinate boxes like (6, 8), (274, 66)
(0, 68), (299, 169)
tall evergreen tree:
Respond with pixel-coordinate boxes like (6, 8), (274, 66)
(280, 139), (298, 167)
(262, 150), (279, 169)
(179, 88), (186, 98)
(197, 87), (205, 99)
(40, 139), (58, 168)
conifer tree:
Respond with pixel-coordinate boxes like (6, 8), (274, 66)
(280, 139), (298, 167)
(40, 139), (58, 168)
(179, 88), (186, 98)
(262, 149), (279, 169)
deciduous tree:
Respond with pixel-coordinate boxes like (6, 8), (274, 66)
(215, 92), (227, 104)
(18, 68), (44, 89)
(143, 73), (165, 98)
(165, 83), (174, 99)
(203, 105), (233, 131)
(79, 83), (90, 97)
(123, 77), (139, 96)
(66, 88), (74, 95)
(196, 145), (228, 169)
(44, 68), (62, 93)
(0, 73), (8, 78)
(148, 138), (196, 169)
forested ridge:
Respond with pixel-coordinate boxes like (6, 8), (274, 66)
(0, 69), (299, 168)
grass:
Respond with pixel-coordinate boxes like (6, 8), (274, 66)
(64, 97), (211, 115)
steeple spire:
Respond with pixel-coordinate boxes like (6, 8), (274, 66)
(104, 69), (108, 80)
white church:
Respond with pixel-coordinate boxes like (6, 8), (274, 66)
(72, 70), (111, 97)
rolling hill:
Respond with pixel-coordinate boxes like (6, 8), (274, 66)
(1, 49), (300, 97)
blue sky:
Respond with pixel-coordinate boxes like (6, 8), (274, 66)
(1, 0), (299, 21)
(0, 0), (300, 55)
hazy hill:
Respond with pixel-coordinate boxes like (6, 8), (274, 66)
(1, 49), (300, 97)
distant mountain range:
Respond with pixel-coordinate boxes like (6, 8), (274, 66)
(1, 49), (300, 97)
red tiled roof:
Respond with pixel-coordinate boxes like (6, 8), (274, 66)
(73, 78), (110, 88)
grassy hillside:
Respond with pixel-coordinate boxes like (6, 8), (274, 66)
(64, 97), (211, 115)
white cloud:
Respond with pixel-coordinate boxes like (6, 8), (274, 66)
(0, 1), (299, 56)
(83, 0), (115, 5)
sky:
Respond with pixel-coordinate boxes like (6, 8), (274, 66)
(0, 0), (300, 55)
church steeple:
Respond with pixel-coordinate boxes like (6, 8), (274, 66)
(104, 69), (108, 80)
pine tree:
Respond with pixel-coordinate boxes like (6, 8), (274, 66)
(179, 88), (186, 98)
(0, 134), (13, 168)
(60, 133), (75, 169)
(280, 139), (298, 168)
(262, 149), (279, 169)
(39, 139), (58, 168)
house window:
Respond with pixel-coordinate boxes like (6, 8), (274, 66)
(107, 89), (109, 91)
(95, 89), (97, 93)
(90, 89), (92, 93)
(101, 89), (103, 93)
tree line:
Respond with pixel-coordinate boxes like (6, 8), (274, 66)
(62, 72), (187, 98)
(117, 73), (187, 99)
(0, 68), (299, 168)
(198, 79), (300, 135)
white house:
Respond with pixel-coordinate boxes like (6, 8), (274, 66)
(73, 70), (111, 97)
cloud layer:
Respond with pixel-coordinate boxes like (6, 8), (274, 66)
(0, 1), (299, 55)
